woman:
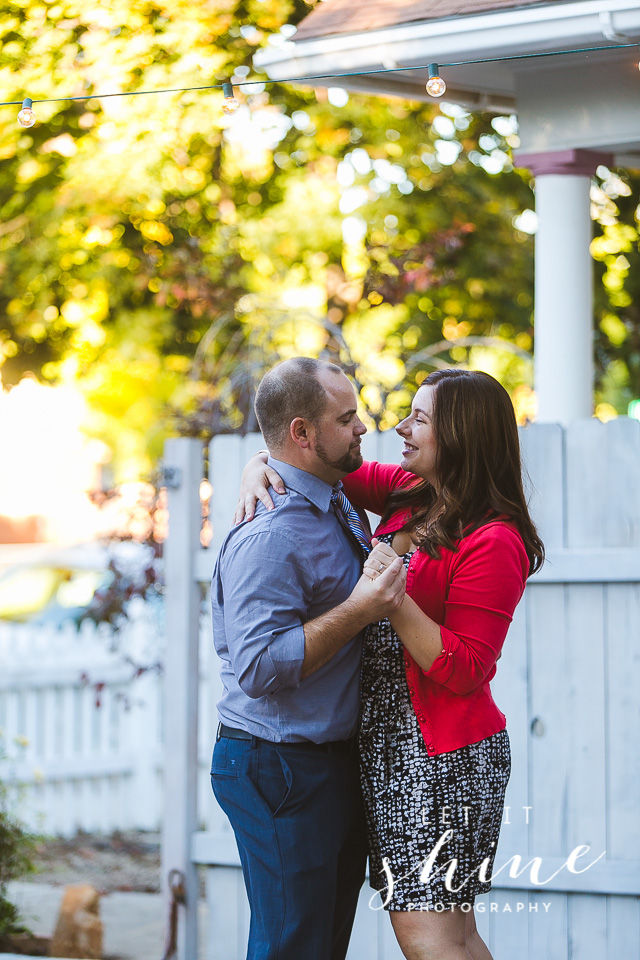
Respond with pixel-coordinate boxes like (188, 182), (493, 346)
(236, 368), (544, 960)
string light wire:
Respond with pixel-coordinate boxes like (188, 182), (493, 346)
(1, 41), (638, 109)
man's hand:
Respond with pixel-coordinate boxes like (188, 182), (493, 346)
(233, 451), (286, 525)
(348, 555), (406, 622)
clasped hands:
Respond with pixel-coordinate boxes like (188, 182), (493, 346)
(349, 538), (407, 621)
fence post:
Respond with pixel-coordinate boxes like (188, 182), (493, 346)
(161, 438), (203, 960)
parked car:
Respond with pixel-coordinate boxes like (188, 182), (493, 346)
(0, 541), (161, 627)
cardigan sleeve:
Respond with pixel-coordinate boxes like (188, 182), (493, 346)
(341, 460), (416, 516)
(424, 524), (529, 696)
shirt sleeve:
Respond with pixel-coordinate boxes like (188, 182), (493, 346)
(424, 525), (529, 696)
(217, 529), (311, 699)
(342, 460), (417, 515)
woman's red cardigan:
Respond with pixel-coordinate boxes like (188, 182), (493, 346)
(342, 461), (530, 756)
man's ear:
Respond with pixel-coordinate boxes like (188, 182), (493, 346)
(290, 417), (313, 450)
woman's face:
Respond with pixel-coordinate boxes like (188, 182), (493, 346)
(396, 384), (439, 487)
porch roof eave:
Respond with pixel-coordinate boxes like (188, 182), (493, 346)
(253, 0), (640, 111)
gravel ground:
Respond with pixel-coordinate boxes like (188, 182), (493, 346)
(29, 831), (161, 895)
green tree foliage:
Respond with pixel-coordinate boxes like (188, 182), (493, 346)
(0, 1), (637, 477)
(591, 168), (640, 411)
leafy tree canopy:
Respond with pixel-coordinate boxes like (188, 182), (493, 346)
(0, 0), (637, 478)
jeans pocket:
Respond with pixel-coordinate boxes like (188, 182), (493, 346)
(210, 737), (241, 778)
(254, 746), (293, 817)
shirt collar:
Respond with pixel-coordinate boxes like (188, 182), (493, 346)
(267, 456), (342, 513)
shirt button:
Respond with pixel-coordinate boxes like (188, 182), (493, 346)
(427, 742), (434, 751)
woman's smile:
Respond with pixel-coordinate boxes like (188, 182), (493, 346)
(397, 385), (438, 485)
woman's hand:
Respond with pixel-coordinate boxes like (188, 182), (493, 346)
(362, 539), (401, 581)
(233, 451), (286, 525)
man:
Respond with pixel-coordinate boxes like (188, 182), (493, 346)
(210, 357), (405, 960)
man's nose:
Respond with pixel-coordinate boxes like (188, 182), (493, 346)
(354, 418), (367, 435)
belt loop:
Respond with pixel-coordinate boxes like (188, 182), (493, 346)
(216, 722), (222, 742)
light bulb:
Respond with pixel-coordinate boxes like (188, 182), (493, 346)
(17, 97), (36, 128)
(426, 64), (446, 98)
(221, 82), (239, 115)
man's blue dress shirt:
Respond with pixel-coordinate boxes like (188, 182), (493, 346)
(211, 457), (365, 743)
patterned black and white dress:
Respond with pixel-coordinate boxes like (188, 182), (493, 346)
(359, 534), (511, 911)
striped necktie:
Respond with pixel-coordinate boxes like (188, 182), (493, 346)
(331, 490), (371, 557)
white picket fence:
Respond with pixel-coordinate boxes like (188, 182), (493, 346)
(162, 421), (640, 960)
(0, 599), (218, 838)
(0, 603), (162, 836)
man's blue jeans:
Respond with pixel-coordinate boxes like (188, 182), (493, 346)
(211, 734), (367, 960)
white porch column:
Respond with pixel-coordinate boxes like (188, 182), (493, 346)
(518, 149), (612, 425)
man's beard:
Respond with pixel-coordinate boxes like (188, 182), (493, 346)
(314, 435), (363, 475)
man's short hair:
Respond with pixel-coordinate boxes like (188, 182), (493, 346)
(255, 357), (344, 451)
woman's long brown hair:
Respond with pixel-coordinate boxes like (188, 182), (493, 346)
(382, 369), (545, 576)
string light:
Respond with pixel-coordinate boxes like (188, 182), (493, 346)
(426, 64), (446, 98)
(221, 81), (239, 115)
(17, 97), (36, 127)
(1, 42), (637, 115)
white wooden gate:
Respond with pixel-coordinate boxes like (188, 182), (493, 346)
(162, 421), (640, 960)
